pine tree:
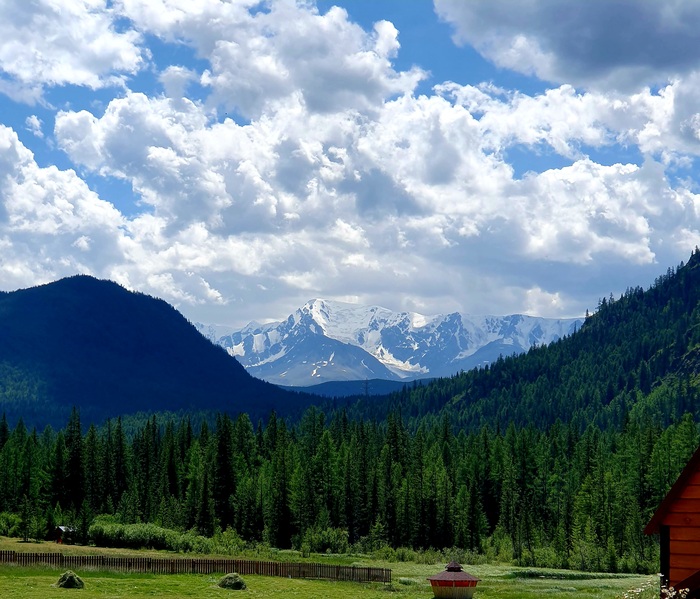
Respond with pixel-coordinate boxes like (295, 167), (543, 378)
(212, 414), (235, 529)
(312, 430), (337, 523)
(113, 417), (129, 503)
(234, 472), (262, 541)
(84, 424), (102, 513)
(233, 413), (258, 472)
(289, 449), (316, 538)
(133, 415), (159, 521)
(160, 420), (180, 499)
(264, 423), (292, 548)
(64, 407), (84, 510)
(184, 440), (204, 529)
(195, 467), (216, 537)
(50, 431), (68, 509)
(0, 413), (9, 451)
(101, 419), (116, 511)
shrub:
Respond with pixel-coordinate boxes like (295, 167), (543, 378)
(214, 527), (245, 555)
(89, 520), (205, 552)
(302, 527), (349, 555)
(0, 512), (22, 537)
(413, 548), (443, 565)
(443, 547), (489, 566)
(372, 546), (397, 562)
(394, 547), (416, 562)
(532, 545), (562, 569)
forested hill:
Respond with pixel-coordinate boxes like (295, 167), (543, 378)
(338, 249), (700, 432)
(0, 275), (310, 426)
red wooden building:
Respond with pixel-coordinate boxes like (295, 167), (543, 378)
(427, 561), (480, 598)
(645, 446), (700, 597)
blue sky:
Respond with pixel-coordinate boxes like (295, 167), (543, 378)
(2, 0), (700, 327)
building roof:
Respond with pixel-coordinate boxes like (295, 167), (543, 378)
(645, 443), (700, 535)
(428, 562), (480, 582)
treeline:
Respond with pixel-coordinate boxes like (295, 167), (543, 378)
(0, 405), (696, 573)
(335, 250), (700, 433)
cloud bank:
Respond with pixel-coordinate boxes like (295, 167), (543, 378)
(435, 0), (700, 91)
(1, 0), (700, 326)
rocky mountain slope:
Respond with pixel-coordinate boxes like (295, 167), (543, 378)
(201, 300), (583, 386)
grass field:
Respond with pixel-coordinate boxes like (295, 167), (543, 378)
(0, 537), (659, 599)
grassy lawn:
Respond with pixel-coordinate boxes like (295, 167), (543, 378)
(0, 563), (659, 599)
(0, 537), (659, 599)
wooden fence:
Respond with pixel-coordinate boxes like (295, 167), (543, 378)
(0, 551), (391, 583)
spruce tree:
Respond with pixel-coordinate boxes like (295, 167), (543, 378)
(213, 414), (235, 529)
(64, 407), (84, 511)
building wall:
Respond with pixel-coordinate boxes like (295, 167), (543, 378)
(428, 584), (477, 599)
(662, 470), (700, 587)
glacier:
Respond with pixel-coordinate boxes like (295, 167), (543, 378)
(197, 299), (584, 387)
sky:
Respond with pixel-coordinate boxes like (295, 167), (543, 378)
(2, 0), (700, 328)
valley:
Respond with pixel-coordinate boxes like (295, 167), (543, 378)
(1, 251), (700, 596)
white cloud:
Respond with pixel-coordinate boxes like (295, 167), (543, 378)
(25, 115), (44, 138)
(434, 0), (700, 91)
(523, 287), (564, 316)
(3, 0), (700, 327)
(120, 0), (425, 118)
(159, 66), (198, 99)
(51, 27), (700, 323)
(55, 93), (228, 228)
(0, 125), (126, 287)
(0, 0), (145, 100)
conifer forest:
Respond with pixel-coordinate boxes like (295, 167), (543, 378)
(0, 401), (695, 574)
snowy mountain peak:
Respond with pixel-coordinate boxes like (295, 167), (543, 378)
(298, 298), (395, 340)
(205, 301), (584, 387)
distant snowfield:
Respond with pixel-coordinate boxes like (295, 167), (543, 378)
(197, 299), (583, 387)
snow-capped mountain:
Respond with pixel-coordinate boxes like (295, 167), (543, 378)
(199, 300), (583, 387)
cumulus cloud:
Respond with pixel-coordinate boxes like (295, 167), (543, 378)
(120, 0), (425, 118)
(24, 115), (43, 138)
(54, 67), (700, 322)
(2, 0), (700, 326)
(159, 66), (198, 99)
(434, 0), (700, 91)
(0, 0), (145, 100)
(0, 125), (126, 288)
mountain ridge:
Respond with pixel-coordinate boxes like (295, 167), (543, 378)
(332, 250), (700, 432)
(200, 299), (583, 386)
(0, 275), (311, 426)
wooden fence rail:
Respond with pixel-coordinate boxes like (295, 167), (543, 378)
(0, 551), (391, 584)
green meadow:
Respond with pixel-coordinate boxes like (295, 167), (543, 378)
(0, 536), (660, 598)
(0, 562), (657, 599)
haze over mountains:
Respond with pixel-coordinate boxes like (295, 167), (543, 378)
(198, 300), (583, 387)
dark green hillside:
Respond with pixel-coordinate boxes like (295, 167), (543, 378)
(339, 249), (700, 432)
(0, 275), (307, 426)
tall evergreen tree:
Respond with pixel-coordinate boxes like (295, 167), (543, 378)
(212, 414), (236, 529)
(64, 407), (83, 510)
(84, 424), (102, 513)
(0, 413), (9, 451)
